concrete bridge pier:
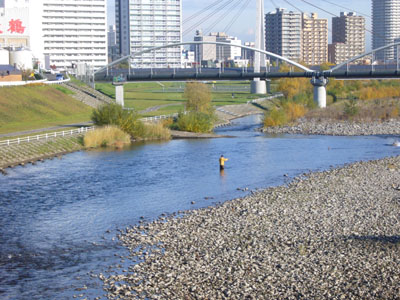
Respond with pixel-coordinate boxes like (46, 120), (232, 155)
(251, 79), (267, 94)
(114, 83), (124, 107)
(311, 76), (328, 108)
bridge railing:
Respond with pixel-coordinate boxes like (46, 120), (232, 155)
(0, 127), (94, 147)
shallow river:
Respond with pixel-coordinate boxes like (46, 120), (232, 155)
(1, 115), (400, 299)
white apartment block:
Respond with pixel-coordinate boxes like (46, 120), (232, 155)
(193, 30), (217, 62)
(212, 32), (242, 61)
(116, 0), (182, 68)
(42, 0), (108, 69)
(372, 0), (400, 61)
(265, 8), (302, 61)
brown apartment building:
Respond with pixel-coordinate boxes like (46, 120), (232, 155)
(302, 13), (328, 65)
(328, 12), (365, 64)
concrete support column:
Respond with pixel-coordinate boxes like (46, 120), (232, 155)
(115, 83), (124, 107)
(310, 77), (328, 108)
(251, 79), (267, 94)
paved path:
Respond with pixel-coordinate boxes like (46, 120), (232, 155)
(0, 122), (93, 138)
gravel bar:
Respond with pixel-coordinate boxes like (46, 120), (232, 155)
(263, 118), (400, 136)
(101, 156), (400, 299)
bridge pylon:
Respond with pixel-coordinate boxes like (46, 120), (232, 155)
(311, 76), (328, 108)
(252, 0), (267, 95)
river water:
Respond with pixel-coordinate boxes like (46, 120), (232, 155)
(1, 115), (399, 299)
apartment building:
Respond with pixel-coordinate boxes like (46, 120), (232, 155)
(193, 30), (217, 63)
(328, 12), (365, 64)
(265, 8), (302, 61)
(42, 0), (108, 69)
(212, 32), (242, 61)
(372, 0), (400, 61)
(302, 13), (328, 65)
(116, 0), (182, 68)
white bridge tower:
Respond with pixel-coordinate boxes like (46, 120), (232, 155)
(251, 0), (267, 94)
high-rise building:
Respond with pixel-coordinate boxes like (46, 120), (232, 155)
(329, 12), (365, 64)
(108, 25), (118, 62)
(42, 0), (108, 70)
(265, 8), (302, 61)
(302, 13), (328, 65)
(372, 0), (400, 61)
(116, 0), (182, 68)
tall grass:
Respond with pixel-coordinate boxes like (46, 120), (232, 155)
(142, 123), (171, 140)
(84, 126), (131, 148)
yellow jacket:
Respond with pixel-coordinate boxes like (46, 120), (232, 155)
(219, 157), (228, 166)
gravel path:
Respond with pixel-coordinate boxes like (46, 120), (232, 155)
(263, 118), (400, 136)
(100, 156), (400, 299)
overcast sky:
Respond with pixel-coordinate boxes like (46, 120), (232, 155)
(107, 0), (372, 49)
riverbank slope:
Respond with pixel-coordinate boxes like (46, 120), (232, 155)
(102, 155), (400, 299)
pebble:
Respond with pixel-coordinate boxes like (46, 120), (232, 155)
(99, 156), (400, 300)
(263, 118), (400, 136)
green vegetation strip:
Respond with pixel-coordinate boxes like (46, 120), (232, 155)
(96, 81), (260, 117)
(0, 85), (92, 135)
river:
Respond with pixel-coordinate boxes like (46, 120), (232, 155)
(1, 115), (399, 299)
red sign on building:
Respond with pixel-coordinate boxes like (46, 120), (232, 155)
(8, 19), (25, 34)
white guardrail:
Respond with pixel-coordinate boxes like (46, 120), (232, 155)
(0, 126), (94, 147)
(140, 113), (179, 122)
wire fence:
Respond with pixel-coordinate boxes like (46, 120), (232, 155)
(0, 127), (94, 147)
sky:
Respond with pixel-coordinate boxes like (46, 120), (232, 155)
(107, 0), (372, 49)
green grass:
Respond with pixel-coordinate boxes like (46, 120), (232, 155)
(95, 81), (260, 116)
(0, 85), (92, 134)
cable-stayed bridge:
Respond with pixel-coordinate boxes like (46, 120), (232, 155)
(91, 41), (400, 109)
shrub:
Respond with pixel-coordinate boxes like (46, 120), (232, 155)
(91, 103), (141, 137)
(173, 111), (215, 133)
(84, 126), (131, 148)
(263, 107), (288, 127)
(343, 99), (358, 119)
(284, 102), (308, 121)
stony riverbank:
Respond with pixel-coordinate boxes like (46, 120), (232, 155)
(100, 156), (400, 299)
(263, 118), (400, 136)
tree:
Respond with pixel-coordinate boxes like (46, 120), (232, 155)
(183, 82), (213, 114)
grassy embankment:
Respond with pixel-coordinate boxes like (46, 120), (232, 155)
(0, 85), (92, 135)
(96, 81), (260, 117)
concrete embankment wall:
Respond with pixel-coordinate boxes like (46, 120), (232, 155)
(0, 135), (84, 170)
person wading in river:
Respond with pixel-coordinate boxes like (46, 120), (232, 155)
(219, 155), (229, 171)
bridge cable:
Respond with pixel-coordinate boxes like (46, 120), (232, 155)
(203, 0), (243, 34)
(201, 0), (251, 64)
(183, 0), (226, 25)
(318, 0), (371, 19)
(282, 0), (304, 13)
(183, 0), (236, 37)
(223, 0), (252, 33)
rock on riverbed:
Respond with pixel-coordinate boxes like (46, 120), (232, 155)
(263, 118), (400, 136)
(101, 156), (400, 299)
